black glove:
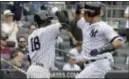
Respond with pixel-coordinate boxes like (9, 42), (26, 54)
(90, 49), (99, 56)
(51, 7), (70, 29)
(90, 45), (115, 56)
(55, 10), (70, 28)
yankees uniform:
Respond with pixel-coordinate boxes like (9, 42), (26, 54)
(75, 17), (119, 78)
(27, 23), (61, 78)
(124, 6), (129, 28)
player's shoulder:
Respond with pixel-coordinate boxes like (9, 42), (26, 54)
(45, 22), (61, 30)
(98, 21), (108, 26)
(78, 17), (85, 22)
(99, 21), (113, 29)
(77, 17), (85, 25)
(77, 17), (88, 29)
(28, 29), (40, 38)
(49, 22), (61, 27)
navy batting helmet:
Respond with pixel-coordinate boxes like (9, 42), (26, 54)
(34, 10), (54, 27)
(83, 2), (102, 17)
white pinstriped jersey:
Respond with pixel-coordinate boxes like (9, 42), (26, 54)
(124, 6), (129, 28)
(28, 23), (61, 68)
(77, 17), (119, 57)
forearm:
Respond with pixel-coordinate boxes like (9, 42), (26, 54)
(98, 38), (125, 54)
(75, 55), (86, 62)
(68, 32), (75, 39)
(90, 37), (125, 57)
(124, 14), (129, 19)
(98, 45), (115, 54)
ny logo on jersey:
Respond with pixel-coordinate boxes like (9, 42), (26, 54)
(90, 28), (98, 37)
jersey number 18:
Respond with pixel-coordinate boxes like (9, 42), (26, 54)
(31, 36), (41, 52)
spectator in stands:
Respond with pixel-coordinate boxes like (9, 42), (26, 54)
(28, 23), (37, 34)
(23, 2), (31, 21)
(63, 56), (81, 71)
(67, 9), (82, 47)
(31, 2), (40, 13)
(124, 6), (129, 43)
(7, 2), (22, 21)
(0, 36), (12, 60)
(69, 42), (82, 57)
(10, 49), (29, 69)
(2, 9), (19, 47)
(17, 36), (31, 64)
(16, 36), (28, 54)
(28, 2), (38, 14)
(69, 42), (84, 70)
(124, 6), (129, 29)
(7, 2), (14, 13)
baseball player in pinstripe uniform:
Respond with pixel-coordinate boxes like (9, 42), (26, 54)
(26, 7), (67, 78)
(70, 2), (125, 78)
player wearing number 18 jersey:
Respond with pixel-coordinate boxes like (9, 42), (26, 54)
(27, 9), (62, 78)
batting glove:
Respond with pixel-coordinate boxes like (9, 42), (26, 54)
(90, 49), (99, 56)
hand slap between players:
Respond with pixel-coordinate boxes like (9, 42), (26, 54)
(69, 56), (86, 64)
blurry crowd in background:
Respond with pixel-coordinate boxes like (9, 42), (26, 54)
(0, 1), (129, 72)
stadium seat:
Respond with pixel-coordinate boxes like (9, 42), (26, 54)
(65, 47), (71, 52)
(113, 56), (128, 70)
(59, 29), (71, 51)
(119, 19), (126, 28)
(126, 56), (129, 65)
(62, 41), (71, 49)
(116, 46), (129, 57)
(113, 64), (128, 70)
(60, 35), (69, 41)
(0, 70), (11, 78)
(26, 15), (34, 23)
(114, 56), (126, 64)
(22, 22), (31, 28)
(54, 60), (66, 70)
(60, 29), (68, 35)
(17, 27), (29, 39)
(60, 30), (69, 41)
